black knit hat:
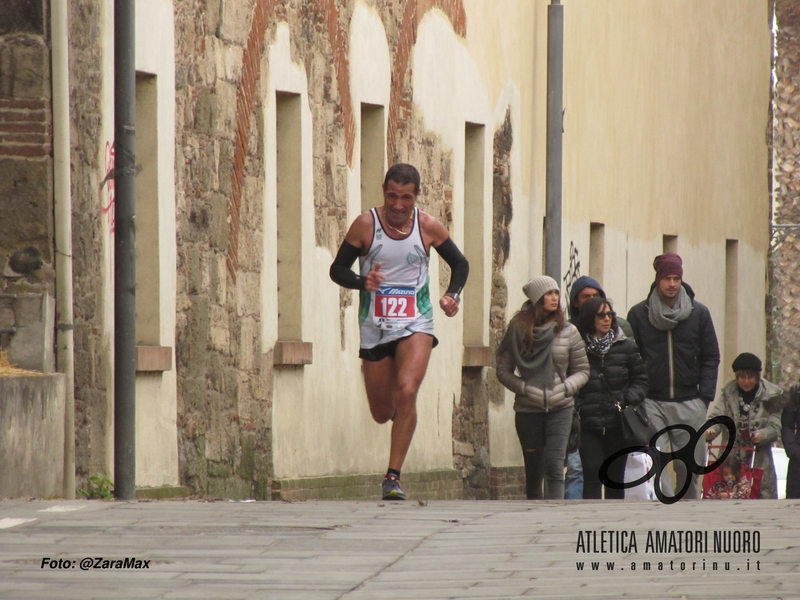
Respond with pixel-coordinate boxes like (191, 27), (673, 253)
(731, 352), (762, 373)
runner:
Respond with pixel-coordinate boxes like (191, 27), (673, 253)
(329, 163), (469, 500)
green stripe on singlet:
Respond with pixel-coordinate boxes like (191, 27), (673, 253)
(359, 289), (371, 326)
(417, 277), (433, 319)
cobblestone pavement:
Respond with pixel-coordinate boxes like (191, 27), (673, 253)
(0, 498), (798, 599)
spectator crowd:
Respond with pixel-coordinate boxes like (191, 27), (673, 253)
(496, 252), (800, 501)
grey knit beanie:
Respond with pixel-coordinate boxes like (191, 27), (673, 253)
(522, 276), (560, 306)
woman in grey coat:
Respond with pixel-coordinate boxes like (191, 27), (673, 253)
(496, 276), (589, 499)
(705, 353), (786, 499)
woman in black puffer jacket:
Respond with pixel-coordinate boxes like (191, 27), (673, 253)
(577, 297), (649, 499)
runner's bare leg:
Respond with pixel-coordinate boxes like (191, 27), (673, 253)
(362, 333), (433, 471)
(363, 357), (397, 423)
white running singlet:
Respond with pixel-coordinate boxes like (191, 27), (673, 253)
(358, 208), (434, 349)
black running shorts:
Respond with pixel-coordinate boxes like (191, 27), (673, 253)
(358, 333), (439, 361)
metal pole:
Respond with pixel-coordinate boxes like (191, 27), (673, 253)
(114, 0), (136, 500)
(545, 0), (564, 282)
(52, 0), (76, 499)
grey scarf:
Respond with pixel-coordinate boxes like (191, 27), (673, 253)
(647, 286), (693, 331)
(497, 320), (558, 389)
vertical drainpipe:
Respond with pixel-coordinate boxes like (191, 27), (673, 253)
(545, 0), (564, 282)
(51, 0), (76, 499)
(114, 0), (136, 500)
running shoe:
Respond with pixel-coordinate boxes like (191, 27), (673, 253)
(381, 476), (406, 501)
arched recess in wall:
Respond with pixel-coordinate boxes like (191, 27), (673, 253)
(387, 0), (467, 163)
(226, 0), (466, 282)
(226, 0), (355, 282)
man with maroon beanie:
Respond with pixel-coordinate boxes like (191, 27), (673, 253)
(627, 253), (720, 500)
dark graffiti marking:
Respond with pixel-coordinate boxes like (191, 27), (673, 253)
(563, 241), (581, 301)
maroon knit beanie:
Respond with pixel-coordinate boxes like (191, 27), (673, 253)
(653, 252), (683, 283)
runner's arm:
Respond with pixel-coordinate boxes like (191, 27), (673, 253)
(329, 240), (366, 290)
(434, 237), (469, 298)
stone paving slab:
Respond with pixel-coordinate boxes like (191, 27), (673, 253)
(0, 498), (798, 599)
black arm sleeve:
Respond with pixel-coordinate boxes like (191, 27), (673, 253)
(434, 237), (469, 296)
(329, 240), (366, 290)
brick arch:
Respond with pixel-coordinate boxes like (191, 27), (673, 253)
(387, 0), (467, 163)
(226, 0), (466, 282)
(226, 0), (276, 282)
(226, 0), (355, 281)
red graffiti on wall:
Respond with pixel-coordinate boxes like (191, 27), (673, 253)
(101, 140), (116, 233)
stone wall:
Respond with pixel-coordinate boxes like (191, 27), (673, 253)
(0, 0), (56, 374)
(174, 0), (273, 498)
(490, 108), (513, 359)
(68, 0), (113, 490)
(487, 107), (525, 498)
(453, 369), (491, 499)
(769, 0), (800, 388)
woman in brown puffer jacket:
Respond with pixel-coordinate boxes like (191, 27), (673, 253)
(496, 276), (589, 499)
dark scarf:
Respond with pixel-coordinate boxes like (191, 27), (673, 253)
(497, 320), (558, 389)
(584, 330), (616, 357)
